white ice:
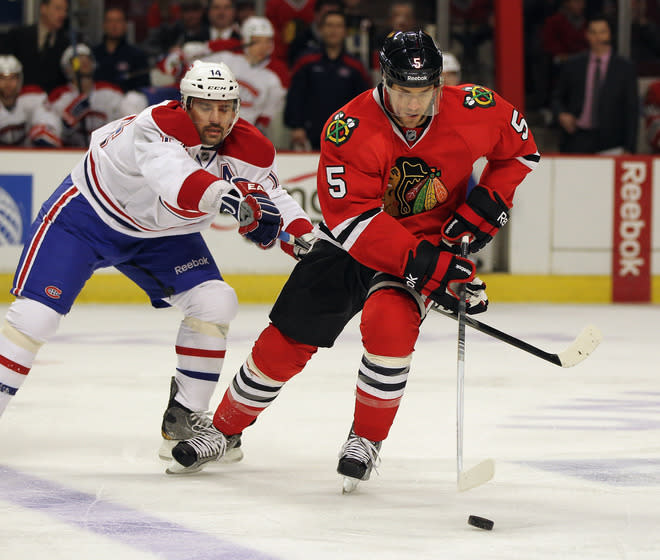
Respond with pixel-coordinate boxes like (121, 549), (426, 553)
(1, 302), (659, 560)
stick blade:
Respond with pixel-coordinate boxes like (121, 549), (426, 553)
(457, 458), (495, 492)
(557, 324), (602, 368)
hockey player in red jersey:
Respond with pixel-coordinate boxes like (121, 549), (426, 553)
(0, 60), (313, 461)
(167, 31), (540, 490)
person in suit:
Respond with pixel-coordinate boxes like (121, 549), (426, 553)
(92, 6), (151, 92)
(1, 0), (71, 94)
(552, 13), (639, 154)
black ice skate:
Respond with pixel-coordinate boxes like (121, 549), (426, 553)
(159, 376), (242, 463)
(166, 424), (243, 474)
(337, 427), (382, 493)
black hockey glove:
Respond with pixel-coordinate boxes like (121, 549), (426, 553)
(432, 277), (489, 315)
(442, 185), (510, 254)
(220, 179), (283, 249)
(403, 240), (479, 310)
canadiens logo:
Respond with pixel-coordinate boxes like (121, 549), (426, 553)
(45, 286), (62, 299)
(462, 85), (496, 109)
(383, 157), (448, 217)
(325, 111), (359, 146)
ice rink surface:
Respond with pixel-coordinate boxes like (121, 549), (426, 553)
(1, 302), (659, 560)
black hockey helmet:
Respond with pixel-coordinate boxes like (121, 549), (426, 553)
(379, 30), (443, 88)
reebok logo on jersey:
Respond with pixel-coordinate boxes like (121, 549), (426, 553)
(174, 257), (210, 275)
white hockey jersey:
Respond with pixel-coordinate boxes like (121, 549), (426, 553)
(69, 100), (307, 238)
(0, 86), (47, 146)
(32, 81), (132, 147)
(202, 51), (286, 129)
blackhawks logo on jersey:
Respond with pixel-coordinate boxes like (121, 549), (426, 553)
(325, 111), (359, 146)
(462, 85), (496, 109)
(383, 157), (448, 217)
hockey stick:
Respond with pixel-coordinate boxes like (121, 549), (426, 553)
(455, 236), (495, 492)
(431, 306), (602, 368)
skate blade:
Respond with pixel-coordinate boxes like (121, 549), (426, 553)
(220, 447), (244, 464)
(165, 460), (205, 475)
(158, 439), (176, 461)
(342, 476), (361, 494)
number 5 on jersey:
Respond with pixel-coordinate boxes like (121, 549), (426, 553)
(326, 166), (347, 198)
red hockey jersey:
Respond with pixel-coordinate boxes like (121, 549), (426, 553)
(316, 84), (540, 278)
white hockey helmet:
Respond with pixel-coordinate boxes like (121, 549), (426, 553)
(180, 60), (241, 134)
(0, 54), (23, 77)
(0, 55), (23, 100)
(60, 43), (95, 79)
(240, 16), (274, 45)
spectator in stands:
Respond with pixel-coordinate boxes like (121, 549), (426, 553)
(375, 1), (416, 49)
(287, 0), (344, 67)
(30, 44), (132, 148)
(202, 16), (289, 137)
(442, 52), (462, 86)
(285, 10), (370, 151)
(93, 7), (151, 93)
(207, 0), (241, 42)
(551, 13), (639, 154)
(373, 1), (417, 70)
(542, 0), (588, 65)
(265, 0), (315, 66)
(643, 80), (660, 153)
(0, 55), (48, 146)
(1, 0), (71, 94)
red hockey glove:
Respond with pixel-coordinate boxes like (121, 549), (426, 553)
(220, 179), (283, 249)
(403, 240), (478, 311)
(442, 185), (510, 253)
(279, 218), (314, 259)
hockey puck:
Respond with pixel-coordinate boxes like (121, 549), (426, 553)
(468, 515), (494, 530)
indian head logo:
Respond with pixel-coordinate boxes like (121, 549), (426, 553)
(324, 111), (359, 146)
(383, 157), (448, 217)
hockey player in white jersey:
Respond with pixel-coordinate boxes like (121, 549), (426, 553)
(30, 44), (134, 147)
(0, 60), (314, 462)
(0, 55), (48, 146)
